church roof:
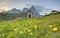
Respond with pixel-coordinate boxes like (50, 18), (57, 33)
(27, 10), (33, 13)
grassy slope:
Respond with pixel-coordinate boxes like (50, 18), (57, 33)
(0, 14), (60, 38)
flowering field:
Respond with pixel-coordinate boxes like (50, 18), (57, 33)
(0, 14), (60, 38)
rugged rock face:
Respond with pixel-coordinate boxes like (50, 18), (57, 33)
(22, 8), (29, 13)
(7, 8), (21, 13)
(30, 5), (40, 17)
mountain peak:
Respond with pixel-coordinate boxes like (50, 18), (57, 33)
(22, 8), (29, 13)
(7, 8), (21, 13)
(12, 8), (16, 10)
(31, 5), (35, 8)
(30, 5), (40, 17)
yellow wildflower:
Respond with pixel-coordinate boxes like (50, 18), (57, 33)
(34, 25), (37, 29)
(23, 27), (26, 30)
(49, 25), (53, 28)
(33, 20), (36, 22)
(53, 27), (58, 31)
(28, 22), (31, 24)
(20, 31), (23, 34)
(28, 29), (31, 32)
(14, 28), (17, 31)
(2, 34), (5, 36)
(26, 28), (29, 30)
(30, 32), (33, 35)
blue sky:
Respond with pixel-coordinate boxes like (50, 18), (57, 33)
(0, 0), (60, 11)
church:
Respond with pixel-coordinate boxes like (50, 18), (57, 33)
(26, 9), (40, 17)
(26, 10), (33, 17)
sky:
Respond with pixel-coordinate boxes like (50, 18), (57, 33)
(0, 0), (60, 11)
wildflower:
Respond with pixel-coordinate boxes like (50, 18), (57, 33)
(14, 28), (17, 31)
(20, 31), (23, 34)
(26, 28), (29, 30)
(34, 25), (37, 29)
(53, 27), (58, 31)
(49, 25), (53, 28)
(2, 34), (5, 36)
(28, 22), (31, 24)
(28, 29), (31, 32)
(33, 20), (36, 22)
(23, 27), (26, 30)
(30, 32), (33, 35)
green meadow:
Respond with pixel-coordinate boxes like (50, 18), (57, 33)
(0, 14), (60, 38)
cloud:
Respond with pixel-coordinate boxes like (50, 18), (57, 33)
(2, 2), (7, 5)
(0, 0), (9, 11)
(0, 0), (8, 4)
(0, 6), (10, 11)
(3, 7), (10, 10)
(0, 10), (2, 13)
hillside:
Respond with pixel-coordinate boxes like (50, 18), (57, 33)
(0, 13), (26, 21)
(0, 14), (60, 38)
